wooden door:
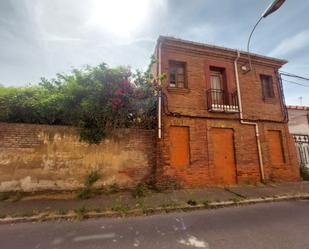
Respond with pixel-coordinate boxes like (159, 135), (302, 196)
(212, 128), (236, 184)
(170, 126), (190, 169)
(268, 130), (285, 165)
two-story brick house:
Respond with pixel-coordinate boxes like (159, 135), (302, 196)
(153, 36), (300, 187)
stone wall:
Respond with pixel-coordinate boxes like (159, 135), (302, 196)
(0, 123), (156, 192)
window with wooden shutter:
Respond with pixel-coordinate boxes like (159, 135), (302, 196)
(260, 75), (275, 100)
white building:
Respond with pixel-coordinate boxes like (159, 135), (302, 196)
(287, 106), (309, 168)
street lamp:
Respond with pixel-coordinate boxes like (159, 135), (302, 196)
(246, 0), (286, 72)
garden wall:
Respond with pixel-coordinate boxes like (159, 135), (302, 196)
(0, 122), (156, 192)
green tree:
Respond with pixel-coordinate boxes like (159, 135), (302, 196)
(0, 62), (158, 144)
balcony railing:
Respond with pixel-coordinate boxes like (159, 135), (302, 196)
(206, 89), (239, 113)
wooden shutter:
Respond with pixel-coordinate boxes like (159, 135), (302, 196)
(268, 130), (285, 164)
(170, 126), (190, 169)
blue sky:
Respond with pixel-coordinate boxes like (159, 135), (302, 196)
(1, 0), (309, 105)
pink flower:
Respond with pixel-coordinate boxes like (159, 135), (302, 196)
(111, 97), (122, 110)
(114, 88), (123, 95)
(123, 79), (129, 86)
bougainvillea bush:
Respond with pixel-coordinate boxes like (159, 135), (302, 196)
(0, 63), (157, 144)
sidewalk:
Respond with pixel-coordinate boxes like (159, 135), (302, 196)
(0, 182), (309, 223)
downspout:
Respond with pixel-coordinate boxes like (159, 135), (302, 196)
(234, 51), (265, 181)
(157, 41), (162, 139)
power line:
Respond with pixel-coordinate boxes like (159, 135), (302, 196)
(282, 79), (309, 88)
(280, 71), (309, 82)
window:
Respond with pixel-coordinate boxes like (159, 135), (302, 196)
(210, 67), (225, 104)
(260, 75), (275, 99)
(169, 61), (186, 88)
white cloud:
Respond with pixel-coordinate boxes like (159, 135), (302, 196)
(269, 30), (309, 57)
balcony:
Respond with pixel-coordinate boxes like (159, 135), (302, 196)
(206, 89), (239, 113)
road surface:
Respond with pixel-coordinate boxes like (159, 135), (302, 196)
(1, 200), (309, 249)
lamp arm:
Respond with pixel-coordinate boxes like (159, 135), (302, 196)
(247, 16), (263, 71)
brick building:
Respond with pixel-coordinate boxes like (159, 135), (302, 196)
(153, 36), (300, 187)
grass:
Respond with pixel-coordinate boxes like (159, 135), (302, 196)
(77, 170), (101, 199)
(131, 183), (148, 198)
(77, 188), (93, 199)
(75, 207), (88, 220)
(84, 170), (100, 188)
(111, 202), (130, 214)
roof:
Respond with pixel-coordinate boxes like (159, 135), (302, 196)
(157, 36), (288, 66)
(287, 105), (309, 111)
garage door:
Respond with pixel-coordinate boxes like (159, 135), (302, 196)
(170, 126), (190, 169)
(212, 128), (236, 185)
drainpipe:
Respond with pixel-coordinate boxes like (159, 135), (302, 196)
(157, 41), (162, 139)
(234, 51), (265, 181)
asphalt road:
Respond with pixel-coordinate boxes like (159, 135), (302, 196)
(1, 200), (309, 249)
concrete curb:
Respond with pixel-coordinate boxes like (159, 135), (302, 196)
(1, 194), (309, 224)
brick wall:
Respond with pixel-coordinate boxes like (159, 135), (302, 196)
(159, 39), (285, 122)
(0, 123), (156, 192)
(156, 116), (300, 188)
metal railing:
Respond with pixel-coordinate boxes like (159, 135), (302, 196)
(293, 134), (309, 167)
(206, 89), (239, 112)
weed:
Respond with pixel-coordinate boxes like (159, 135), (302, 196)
(77, 170), (101, 199)
(85, 170), (100, 187)
(57, 209), (68, 215)
(136, 198), (148, 213)
(10, 192), (24, 202)
(109, 183), (120, 193)
(75, 207), (88, 220)
(187, 199), (197, 206)
(111, 202), (130, 214)
(77, 188), (92, 199)
(143, 208), (155, 215)
(203, 200), (210, 207)
(12, 212), (34, 218)
(0, 214), (6, 219)
(0, 192), (10, 201)
(94, 208), (103, 213)
(300, 166), (309, 181)
(231, 197), (242, 203)
(160, 202), (178, 209)
(131, 183), (148, 198)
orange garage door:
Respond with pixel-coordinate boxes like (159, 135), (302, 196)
(268, 130), (285, 165)
(170, 126), (190, 169)
(212, 128), (236, 185)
